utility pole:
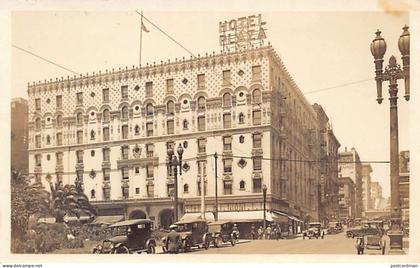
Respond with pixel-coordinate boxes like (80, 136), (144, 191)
(214, 152), (218, 221)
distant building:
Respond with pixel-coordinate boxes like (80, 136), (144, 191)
(338, 147), (363, 218)
(313, 104), (341, 223)
(11, 98), (29, 173)
(399, 150), (409, 222)
(361, 164), (373, 213)
(338, 176), (355, 219)
(370, 181), (383, 210)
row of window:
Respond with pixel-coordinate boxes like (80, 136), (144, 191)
(33, 66), (263, 111)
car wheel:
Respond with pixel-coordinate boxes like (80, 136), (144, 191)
(214, 237), (222, 248)
(147, 244), (156, 254)
(112, 245), (130, 254)
(182, 240), (190, 252)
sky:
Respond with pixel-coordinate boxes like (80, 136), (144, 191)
(11, 10), (410, 197)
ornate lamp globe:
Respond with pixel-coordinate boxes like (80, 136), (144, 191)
(398, 25), (410, 56)
(167, 146), (174, 157)
(177, 143), (184, 156)
(370, 30), (387, 59)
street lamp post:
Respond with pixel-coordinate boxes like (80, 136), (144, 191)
(167, 143), (184, 223)
(370, 25), (410, 251)
(262, 184), (267, 230)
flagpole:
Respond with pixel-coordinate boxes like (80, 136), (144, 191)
(139, 11), (143, 66)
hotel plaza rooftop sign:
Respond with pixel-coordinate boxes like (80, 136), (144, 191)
(219, 14), (267, 52)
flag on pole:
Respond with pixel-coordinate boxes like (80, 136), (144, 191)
(141, 20), (150, 33)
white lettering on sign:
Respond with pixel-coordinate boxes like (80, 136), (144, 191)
(219, 14), (267, 51)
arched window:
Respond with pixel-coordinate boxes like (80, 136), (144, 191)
(252, 89), (262, 103)
(183, 184), (189, 193)
(121, 106), (129, 120)
(197, 96), (206, 111)
(182, 119), (189, 129)
(76, 112), (83, 125)
(238, 112), (245, 124)
(146, 103), (154, 116)
(134, 125), (140, 135)
(223, 93), (231, 107)
(239, 180), (245, 190)
(56, 115), (63, 128)
(35, 118), (41, 130)
(103, 109), (110, 122)
(46, 135), (51, 145)
(167, 100), (175, 115)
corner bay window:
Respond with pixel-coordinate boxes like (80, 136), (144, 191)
(198, 138), (206, 153)
(103, 148), (110, 162)
(253, 178), (262, 193)
(223, 113), (232, 128)
(121, 125), (128, 139)
(253, 133), (262, 148)
(146, 144), (154, 157)
(147, 183), (154, 198)
(103, 168), (110, 181)
(223, 136), (232, 151)
(223, 181), (232, 195)
(122, 167), (129, 180)
(167, 120), (174, 134)
(253, 157), (262, 171)
(252, 110), (261, 125)
(103, 127), (110, 141)
(56, 133), (62, 146)
(198, 116), (205, 131)
(77, 130), (83, 144)
(121, 146), (129, 160)
(223, 158), (232, 173)
(146, 165), (154, 178)
(146, 122), (153, 136)
(35, 135), (41, 148)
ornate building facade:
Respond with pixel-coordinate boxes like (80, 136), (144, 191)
(338, 176), (355, 219)
(361, 164), (373, 214)
(27, 45), (322, 228)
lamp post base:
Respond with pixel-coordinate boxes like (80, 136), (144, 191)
(388, 230), (404, 254)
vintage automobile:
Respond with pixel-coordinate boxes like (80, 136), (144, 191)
(327, 221), (343, 234)
(92, 219), (156, 254)
(346, 220), (383, 239)
(355, 234), (386, 255)
(162, 219), (212, 253)
(303, 222), (324, 239)
(208, 221), (238, 247)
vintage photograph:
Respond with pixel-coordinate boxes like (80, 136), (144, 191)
(8, 3), (416, 261)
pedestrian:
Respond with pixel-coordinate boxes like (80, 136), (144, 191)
(166, 225), (181, 254)
(232, 224), (240, 240)
(277, 225), (282, 240)
(257, 226), (263, 240)
(250, 224), (256, 240)
(266, 225), (272, 240)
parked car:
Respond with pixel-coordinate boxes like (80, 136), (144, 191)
(327, 221), (343, 234)
(92, 219), (156, 254)
(303, 222), (324, 239)
(162, 219), (212, 253)
(346, 220), (383, 239)
(208, 221), (238, 247)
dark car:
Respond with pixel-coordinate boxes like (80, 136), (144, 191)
(92, 219), (156, 254)
(208, 221), (238, 247)
(327, 221), (343, 234)
(346, 220), (383, 239)
(162, 219), (212, 253)
(303, 222), (324, 239)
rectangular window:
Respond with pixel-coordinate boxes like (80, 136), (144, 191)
(167, 120), (174, 135)
(146, 165), (154, 178)
(167, 184), (174, 197)
(147, 184), (154, 197)
(135, 167), (140, 174)
(121, 85), (128, 99)
(224, 181), (232, 195)
(253, 110), (261, 125)
(146, 122), (153, 137)
(223, 158), (232, 173)
(35, 135), (41, 148)
(103, 168), (110, 181)
(103, 127), (110, 141)
(253, 133), (262, 148)
(253, 179), (262, 193)
(146, 82), (153, 97)
(77, 130), (83, 144)
(76, 92), (83, 105)
(103, 88), (109, 102)
(223, 136), (232, 151)
(122, 146), (129, 160)
(146, 144), (154, 157)
(197, 181), (207, 196)
(103, 148), (110, 162)
(198, 138), (206, 153)
(76, 150), (83, 163)
(252, 65), (262, 81)
(253, 157), (262, 171)
(35, 154), (42, 167)
(222, 70), (231, 85)
(223, 113), (231, 129)
(122, 167), (129, 180)
(56, 152), (63, 165)
(56, 132), (62, 146)
(135, 188), (140, 195)
(35, 98), (41, 110)
(56, 95), (62, 109)
(197, 74), (205, 89)
(121, 125), (128, 139)
(166, 79), (174, 94)
(198, 116), (205, 131)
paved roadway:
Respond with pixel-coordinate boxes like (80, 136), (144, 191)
(188, 233), (405, 255)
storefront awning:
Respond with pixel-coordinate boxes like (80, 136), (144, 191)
(288, 215), (303, 223)
(90, 215), (124, 225)
(180, 210), (288, 223)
